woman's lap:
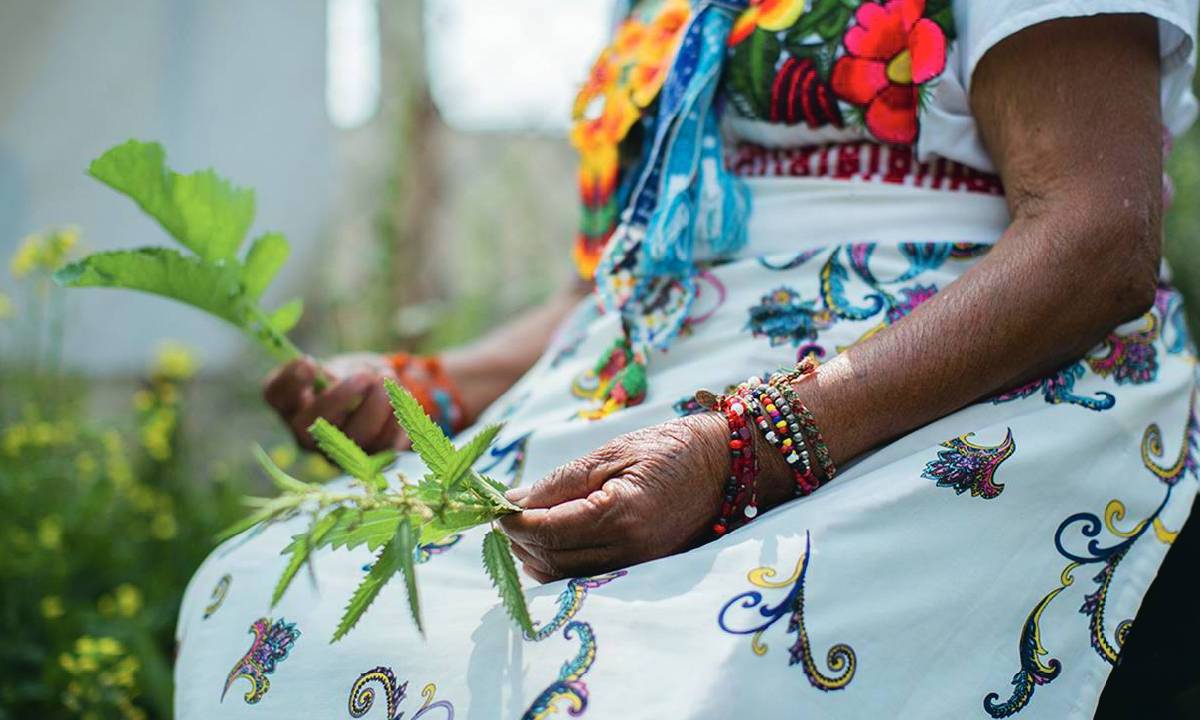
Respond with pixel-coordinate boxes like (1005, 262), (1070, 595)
(175, 244), (1199, 718)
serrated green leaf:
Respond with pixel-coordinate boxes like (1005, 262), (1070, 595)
(366, 450), (397, 477)
(54, 247), (245, 325)
(443, 424), (503, 489)
(88, 139), (255, 261)
(384, 378), (456, 476)
(394, 518), (422, 634)
(481, 529), (533, 634)
(272, 508), (343, 607)
(320, 508), (403, 552)
(419, 503), (499, 545)
(308, 418), (381, 488)
(253, 444), (313, 494)
(267, 298), (303, 333)
(332, 525), (407, 642)
(241, 231), (289, 299)
(468, 472), (522, 513)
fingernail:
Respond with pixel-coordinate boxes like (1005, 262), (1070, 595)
(505, 487), (530, 506)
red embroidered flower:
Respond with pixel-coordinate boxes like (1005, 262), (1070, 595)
(830, 0), (946, 144)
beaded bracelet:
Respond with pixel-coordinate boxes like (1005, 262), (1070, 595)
(390, 353), (467, 435)
(745, 384), (820, 496)
(775, 382), (837, 482)
(712, 393), (758, 535)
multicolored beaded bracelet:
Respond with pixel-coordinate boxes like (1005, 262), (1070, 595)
(712, 392), (758, 535)
(743, 384), (820, 496)
(775, 382), (837, 482)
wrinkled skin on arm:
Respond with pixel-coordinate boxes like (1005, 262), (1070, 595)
(501, 14), (1164, 582)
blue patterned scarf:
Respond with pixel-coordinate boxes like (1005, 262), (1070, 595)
(594, 0), (752, 356)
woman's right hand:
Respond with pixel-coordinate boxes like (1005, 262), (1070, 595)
(262, 353), (409, 454)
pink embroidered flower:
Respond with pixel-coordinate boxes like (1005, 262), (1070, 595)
(830, 0), (947, 144)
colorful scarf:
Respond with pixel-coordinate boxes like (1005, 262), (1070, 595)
(572, 0), (752, 356)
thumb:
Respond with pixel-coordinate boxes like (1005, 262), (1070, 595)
(515, 450), (628, 510)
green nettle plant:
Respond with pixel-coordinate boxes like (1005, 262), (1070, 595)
(55, 139), (533, 641)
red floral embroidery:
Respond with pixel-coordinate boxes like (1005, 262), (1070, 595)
(830, 0), (946, 144)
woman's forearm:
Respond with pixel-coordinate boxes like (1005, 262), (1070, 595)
(752, 14), (1164, 507)
(442, 279), (593, 422)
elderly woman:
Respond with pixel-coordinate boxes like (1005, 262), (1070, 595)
(176, 1), (1198, 717)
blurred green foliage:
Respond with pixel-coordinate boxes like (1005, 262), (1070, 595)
(0, 231), (336, 720)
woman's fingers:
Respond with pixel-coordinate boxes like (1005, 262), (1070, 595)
(263, 358), (320, 416)
(507, 534), (622, 581)
(289, 374), (374, 447)
(515, 451), (630, 510)
(500, 483), (623, 552)
(342, 382), (394, 452)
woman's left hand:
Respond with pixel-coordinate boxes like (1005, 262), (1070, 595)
(498, 413), (730, 582)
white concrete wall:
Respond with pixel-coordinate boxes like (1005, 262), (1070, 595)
(0, 0), (336, 373)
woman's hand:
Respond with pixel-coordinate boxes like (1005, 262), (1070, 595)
(499, 413), (736, 582)
(262, 353), (408, 453)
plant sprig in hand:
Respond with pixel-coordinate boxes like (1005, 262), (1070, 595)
(226, 378), (532, 641)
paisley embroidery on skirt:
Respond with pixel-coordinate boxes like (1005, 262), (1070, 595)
(202, 573), (232, 619)
(921, 429), (1015, 499)
(521, 571), (626, 718)
(521, 622), (597, 720)
(983, 395), (1198, 717)
(348, 665), (455, 719)
(718, 531), (857, 691)
(221, 617), (301, 704)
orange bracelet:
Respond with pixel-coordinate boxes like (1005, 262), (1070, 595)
(390, 353), (468, 435)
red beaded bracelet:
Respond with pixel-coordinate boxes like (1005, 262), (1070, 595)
(390, 353), (467, 435)
(710, 392), (758, 536)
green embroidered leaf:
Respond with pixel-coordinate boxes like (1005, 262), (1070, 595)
(241, 231), (289, 300)
(266, 298), (304, 334)
(332, 523), (408, 642)
(384, 378), (456, 477)
(814, 5), (852, 41)
(394, 518), (423, 634)
(308, 418), (383, 489)
(481, 529), (533, 635)
(320, 507), (403, 552)
(443, 424), (503, 489)
(925, 0), (956, 40)
(271, 508), (343, 607)
(54, 248), (244, 326)
(87, 139), (255, 262)
(253, 444), (314, 494)
(727, 28), (781, 120)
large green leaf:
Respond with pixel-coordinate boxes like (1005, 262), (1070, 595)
(481, 529), (533, 635)
(443, 424), (503, 489)
(308, 418), (385, 491)
(320, 507), (403, 552)
(271, 508), (343, 607)
(332, 524), (407, 641)
(241, 231), (289, 300)
(420, 503), (498, 544)
(266, 298), (304, 334)
(88, 139), (255, 262)
(54, 247), (245, 326)
(384, 379), (456, 477)
(394, 518), (422, 634)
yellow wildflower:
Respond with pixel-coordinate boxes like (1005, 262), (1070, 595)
(37, 515), (63, 550)
(60, 653), (78, 674)
(303, 453), (339, 481)
(41, 595), (66, 619)
(94, 636), (124, 657)
(150, 511), (178, 540)
(114, 584), (143, 617)
(9, 234), (40, 278)
(269, 443), (297, 470)
(153, 341), (198, 381)
(3, 423), (28, 456)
